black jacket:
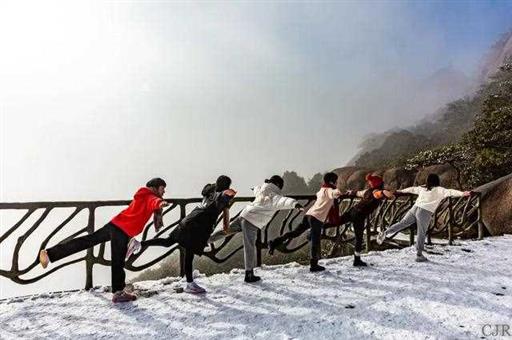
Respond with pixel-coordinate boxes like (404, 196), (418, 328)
(170, 184), (232, 255)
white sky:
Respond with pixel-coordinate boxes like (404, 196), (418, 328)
(0, 1), (510, 200)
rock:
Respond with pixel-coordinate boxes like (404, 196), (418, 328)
(332, 166), (416, 190)
(332, 167), (367, 190)
(415, 164), (462, 189)
(475, 173), (512, 235)
(382, 167), (416, 190)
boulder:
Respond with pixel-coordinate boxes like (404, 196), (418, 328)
(332, 167), (371, 191)
(332, 166), (416, 190)
(415, 164), (462, 189)
(382, 167), (416, 190)
(475, 173), (512, 235)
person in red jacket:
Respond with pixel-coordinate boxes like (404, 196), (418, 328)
(38, 178), (168, 303)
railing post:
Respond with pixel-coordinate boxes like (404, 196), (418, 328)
(256, 229), (262, 267)
(477, 195), (484, 240)
(179, 246), (185, 277)
(85, 206), (95, 290)
(448, 198), (453, 245)
(365, 218), (371, 253)
(179, 203), (187, 277)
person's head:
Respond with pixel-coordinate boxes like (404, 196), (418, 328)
(146, 177), (166, 197)
(426, 173), (440, 190)
(215, 175), (232, 192)
(366, 174), (384, 190)
(323, 172), (338, 187)
(265, 175), (284, 190)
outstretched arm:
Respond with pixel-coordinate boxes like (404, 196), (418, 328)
(440, 187), (469, 197)
(153, 208), (164, 232)
(271, 194), (300, 210)
(382, 190), (395, 199)
(396, 186), (422, 196)
(222, 208), (230, 233)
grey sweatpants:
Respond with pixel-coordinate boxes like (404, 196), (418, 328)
(384, 205), (433, 255)
(208, 216), (260, 271)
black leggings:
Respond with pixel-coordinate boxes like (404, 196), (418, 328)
(141, 234), (195, 283)
(337, 210), (365, 254)
(270, 215), (323, 260)
(271, 211), (366, 257)
(46, 222), (129, 292)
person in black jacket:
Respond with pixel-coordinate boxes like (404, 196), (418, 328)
(126, 175), (236, 294)
(335, 174), (394, 266)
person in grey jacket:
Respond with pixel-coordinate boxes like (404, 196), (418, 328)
(209, 175), (302, 283)
(377, 173), (471, 262)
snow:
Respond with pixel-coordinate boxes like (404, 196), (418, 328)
(1, 236), (512, 339)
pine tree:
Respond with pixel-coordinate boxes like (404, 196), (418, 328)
(463, 62), (512, 186)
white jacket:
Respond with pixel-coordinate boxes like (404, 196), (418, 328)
(240, 183), (298, 229)
(400, 186), (465, 213)
(306, 187), (342, 222)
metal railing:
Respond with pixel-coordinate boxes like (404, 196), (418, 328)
(0, 193), (482, 289)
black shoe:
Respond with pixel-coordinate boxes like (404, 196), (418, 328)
(353, 256), (367, 267)
(310, 259), (325, 272)
(244, 270), (261, 283)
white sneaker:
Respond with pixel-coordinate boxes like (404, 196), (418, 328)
(184, 281), (206, 294)
(376, 231), (386, 245)
(125, 239), (141, 260)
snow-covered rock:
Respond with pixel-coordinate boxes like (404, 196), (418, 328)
(1, 236), (511, 339)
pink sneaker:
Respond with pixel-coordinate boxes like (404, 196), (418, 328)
(112, 290), (137, 303)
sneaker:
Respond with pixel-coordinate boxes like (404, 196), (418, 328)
(125, 239), (141, 260)
(310, 259), (325, 272)
(184, 281), (206, 294)
(39, 249), (49, 269)
(112, 290), (137, 303)
(376, 231), (386, 245)
(244, 270), (261, 283)
(415, 254), (428, 262)
(353, 256), (368, 267)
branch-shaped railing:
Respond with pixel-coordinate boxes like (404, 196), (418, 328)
(0, 193), (482, 290)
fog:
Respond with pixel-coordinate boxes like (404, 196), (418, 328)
(1, 0), (511, 298)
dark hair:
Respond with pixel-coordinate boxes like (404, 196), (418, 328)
(265, 175), (284, 190)
(215, 175), (232, 192)
(426, 174), (440, 190)
(146, 177), (166, 188)
(323, 172), (338, 186)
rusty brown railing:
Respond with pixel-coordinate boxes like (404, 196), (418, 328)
(0, 193), (482, 290)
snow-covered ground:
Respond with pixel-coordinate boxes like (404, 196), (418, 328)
(1, 236), (511, 340)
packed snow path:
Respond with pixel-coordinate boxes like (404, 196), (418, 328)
(1, 236), (512, 339)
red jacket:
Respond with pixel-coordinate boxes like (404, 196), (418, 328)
(111, 187), (162, 237)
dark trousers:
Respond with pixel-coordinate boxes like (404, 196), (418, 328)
(141, 234), (195, 283)
(338, 210), (365, 254)
(271, 215), (323, 260)
(46, 222), (129, 292)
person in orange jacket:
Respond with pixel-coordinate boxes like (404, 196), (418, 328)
(39, 178), (168, 303)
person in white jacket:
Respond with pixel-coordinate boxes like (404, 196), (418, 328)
(209, 175), (302, 283)
(377, 174), (471, 262)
